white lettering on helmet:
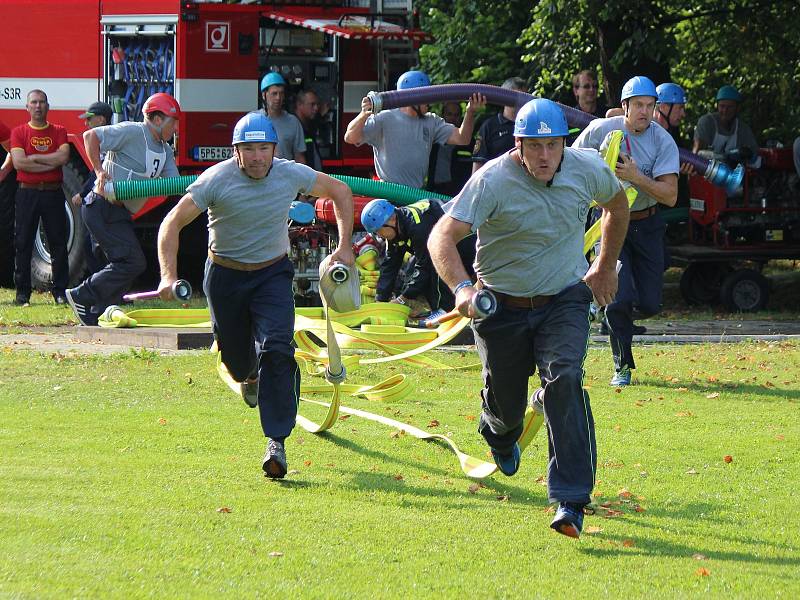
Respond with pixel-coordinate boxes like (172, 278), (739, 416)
(244, 131), (267, 141)
(537, 122), (552, 134)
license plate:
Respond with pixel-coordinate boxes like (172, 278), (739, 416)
(192, 146), (233, 162)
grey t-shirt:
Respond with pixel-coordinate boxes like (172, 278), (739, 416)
(261, 110), (306, 160)
(96, 121), (179, 213)
(694, 112), (759, 158)
(188, 157), (318, 263)
(362, 108), (455, 188)
(572, 116), (678, 211)
(447, 148), (621, 296)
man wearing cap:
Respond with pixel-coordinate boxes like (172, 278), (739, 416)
(65, 93), (181, 326)
(156, 112), (354, 479)
(471, 77), (528, 174)
(693, 85), (759, 162)
(8, 89), (70, 306)
(573, 76), (679, 387)
(429, 98), (629, 538)
(71, 102), (114, 276)
(344, 70), (485, 189)
(259, 72), (306, 163)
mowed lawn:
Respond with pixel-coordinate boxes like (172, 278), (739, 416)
(1, 341), (798, 598)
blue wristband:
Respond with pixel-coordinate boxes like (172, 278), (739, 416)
(453, 279), (474, 296)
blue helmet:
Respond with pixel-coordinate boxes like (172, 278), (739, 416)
(260, 72), (287, 92)
(232, 112), (279, 145)
(397, 70), (431, 90)
(621, 76), (658, 102)
(716, 85), (742, 102)
(656, 82), (686, 105)
(513, 99), (569, 138)
(360, 199), (396, 235)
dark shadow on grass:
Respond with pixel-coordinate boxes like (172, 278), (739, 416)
(315, 431), (546, 506)
(634, 377), (800, 402)
(580, 501), (800, 567)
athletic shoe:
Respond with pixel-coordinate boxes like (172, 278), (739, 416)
(241, 380), (259, 408)
(529, 388), (544, 415)
(65, 288), (98, 326)
(610, 365), (632, 387)
(14, 294), (30, 306)
(262, 439), (288, 479)
(54, 294), (68, 305)
(491, 442), (521, 477)
(550, 502), (585, 538)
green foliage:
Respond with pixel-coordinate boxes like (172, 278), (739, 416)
(417, 0), (800, 142)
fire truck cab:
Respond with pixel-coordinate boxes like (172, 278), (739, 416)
(0, 0), (428, 293)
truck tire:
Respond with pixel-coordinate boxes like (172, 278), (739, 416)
(29, 159), (89, 290)
(719, 269), (769, 312)
(0, 158), (15, 287)
(679, 262), (730, 306)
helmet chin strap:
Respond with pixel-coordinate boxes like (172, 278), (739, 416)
(412, 105), (424, 119)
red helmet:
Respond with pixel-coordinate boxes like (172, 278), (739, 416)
(142, 93), (181, 119)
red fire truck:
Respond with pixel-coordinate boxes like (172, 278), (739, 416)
(0, 0), (428, 297)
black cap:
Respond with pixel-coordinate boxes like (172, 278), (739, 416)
(79, 101), (113, 121)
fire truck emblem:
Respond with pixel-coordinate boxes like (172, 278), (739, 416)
(31, 136), (52, 152)
(206, 21), (230, 52)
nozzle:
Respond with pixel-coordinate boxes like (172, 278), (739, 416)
(472, 289), (498, 318)
(325, 365), (347, 385)
(366, 91), (382, 113)
(704, 160), (744, 195)
(329, 263), (349, 283)
(172, 279), (192, 301)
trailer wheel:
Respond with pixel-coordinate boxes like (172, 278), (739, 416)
(29, 159), (90, 290)
(679, 263), (730, 306)
(719, 269), (769, 312)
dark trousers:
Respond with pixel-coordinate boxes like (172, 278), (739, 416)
(605, 213), (665, 370)
(473, 281), (596, 504)
(204, 256), (300, 440)
(71, 193), (146, 316)
(14, 187), (69, 297)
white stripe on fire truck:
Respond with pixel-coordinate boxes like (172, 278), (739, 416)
(0, 78), (100, 110)
(174, 79), (258, 113)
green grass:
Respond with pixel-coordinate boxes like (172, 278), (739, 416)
(1, 342), (799, 598)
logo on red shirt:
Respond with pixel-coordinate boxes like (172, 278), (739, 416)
(31, 136), (53, 152)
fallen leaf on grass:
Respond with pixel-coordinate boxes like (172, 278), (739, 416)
(676, 387), (689, 392)
(464, 415), (476, 422)
(622, 539), (636, 547)
(287, 469), (300, 476)
(158, 418), (167, 425)
(634, 505), (646, 513)
(675, 411), (694, 417)
(468, 483), (480, 494)
(303, 460), (312, 467)
(695, 567), (710, 577)
(686, 468), (699, 474)
(614, 388), (622, 394)
(216, 507), (232, 513)
(613, 424), (621, 432)
(776, 435), (785, 441)
(496, 495), (509, 502)
(393, 474), (404, 481)
(389, 430), (406, 438)
(723, 455), (733, 463)
(338, 415), (350, 420)
(427, 419), (440, 428)
(269, 551), (283, 558)
(618, 488), (632, 499)
(706, 392), (720, 399)
(584, 525), (603, 535)
(692, 553), (708, 560)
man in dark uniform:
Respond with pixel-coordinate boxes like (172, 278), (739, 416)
(361, 198), (475, 318)
(472, 77), (528, 174)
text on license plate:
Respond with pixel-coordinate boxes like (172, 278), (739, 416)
(193, 146), (233, 161)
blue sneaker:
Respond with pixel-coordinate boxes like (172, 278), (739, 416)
(491, 442), (521, 477)
(65, 288), (98, 326)
(550, 502), (585, 539)
(610, 365), (632, 387)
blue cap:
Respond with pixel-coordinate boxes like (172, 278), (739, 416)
(396, 70), (431, 90)
(513, 99), (569, 138)
(621, 76), (658, 102)
(232, 112), (278, 145)
(656, 82), (686, 105)
(260, 72), (287, 92)
(360, 199), (396, 234)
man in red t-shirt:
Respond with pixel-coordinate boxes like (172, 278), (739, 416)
(9, 89), (70, 305)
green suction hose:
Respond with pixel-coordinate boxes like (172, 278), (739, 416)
(108, 174), (451, 206)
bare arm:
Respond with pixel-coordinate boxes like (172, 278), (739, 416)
(344, 97), (373, 146)
(310, 173), (354, 266)
(584, 189), (630, 306)
(9, 148), (55, 172)
(446, 94), (486, 146)
(428, 215), (476, 316)
(616, 154), (678, 207)
(157, 194), (203, 299)
(28, 143), (70, 167)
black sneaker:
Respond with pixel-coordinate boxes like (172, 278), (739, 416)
(14, 294), (30, 306)
(262, 439), (288, 479)
(241, 380), (259, 408)
(550, 502), (585, 539)
(54, 294), (68, 305)
(65, 288), (98, 326)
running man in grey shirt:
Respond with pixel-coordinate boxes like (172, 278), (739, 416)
(344, 70), (485, 189)
(66, 93), (182, 326)
(157, 112), (354, 480)
(429, 99), (629, 539)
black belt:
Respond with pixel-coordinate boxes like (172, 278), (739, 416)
(629, 206), (657, 220)
(19, 181), (62, 191)
(476, 281), (553, 309)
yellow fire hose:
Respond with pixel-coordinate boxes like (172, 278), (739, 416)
(99, 130), (631, 478)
